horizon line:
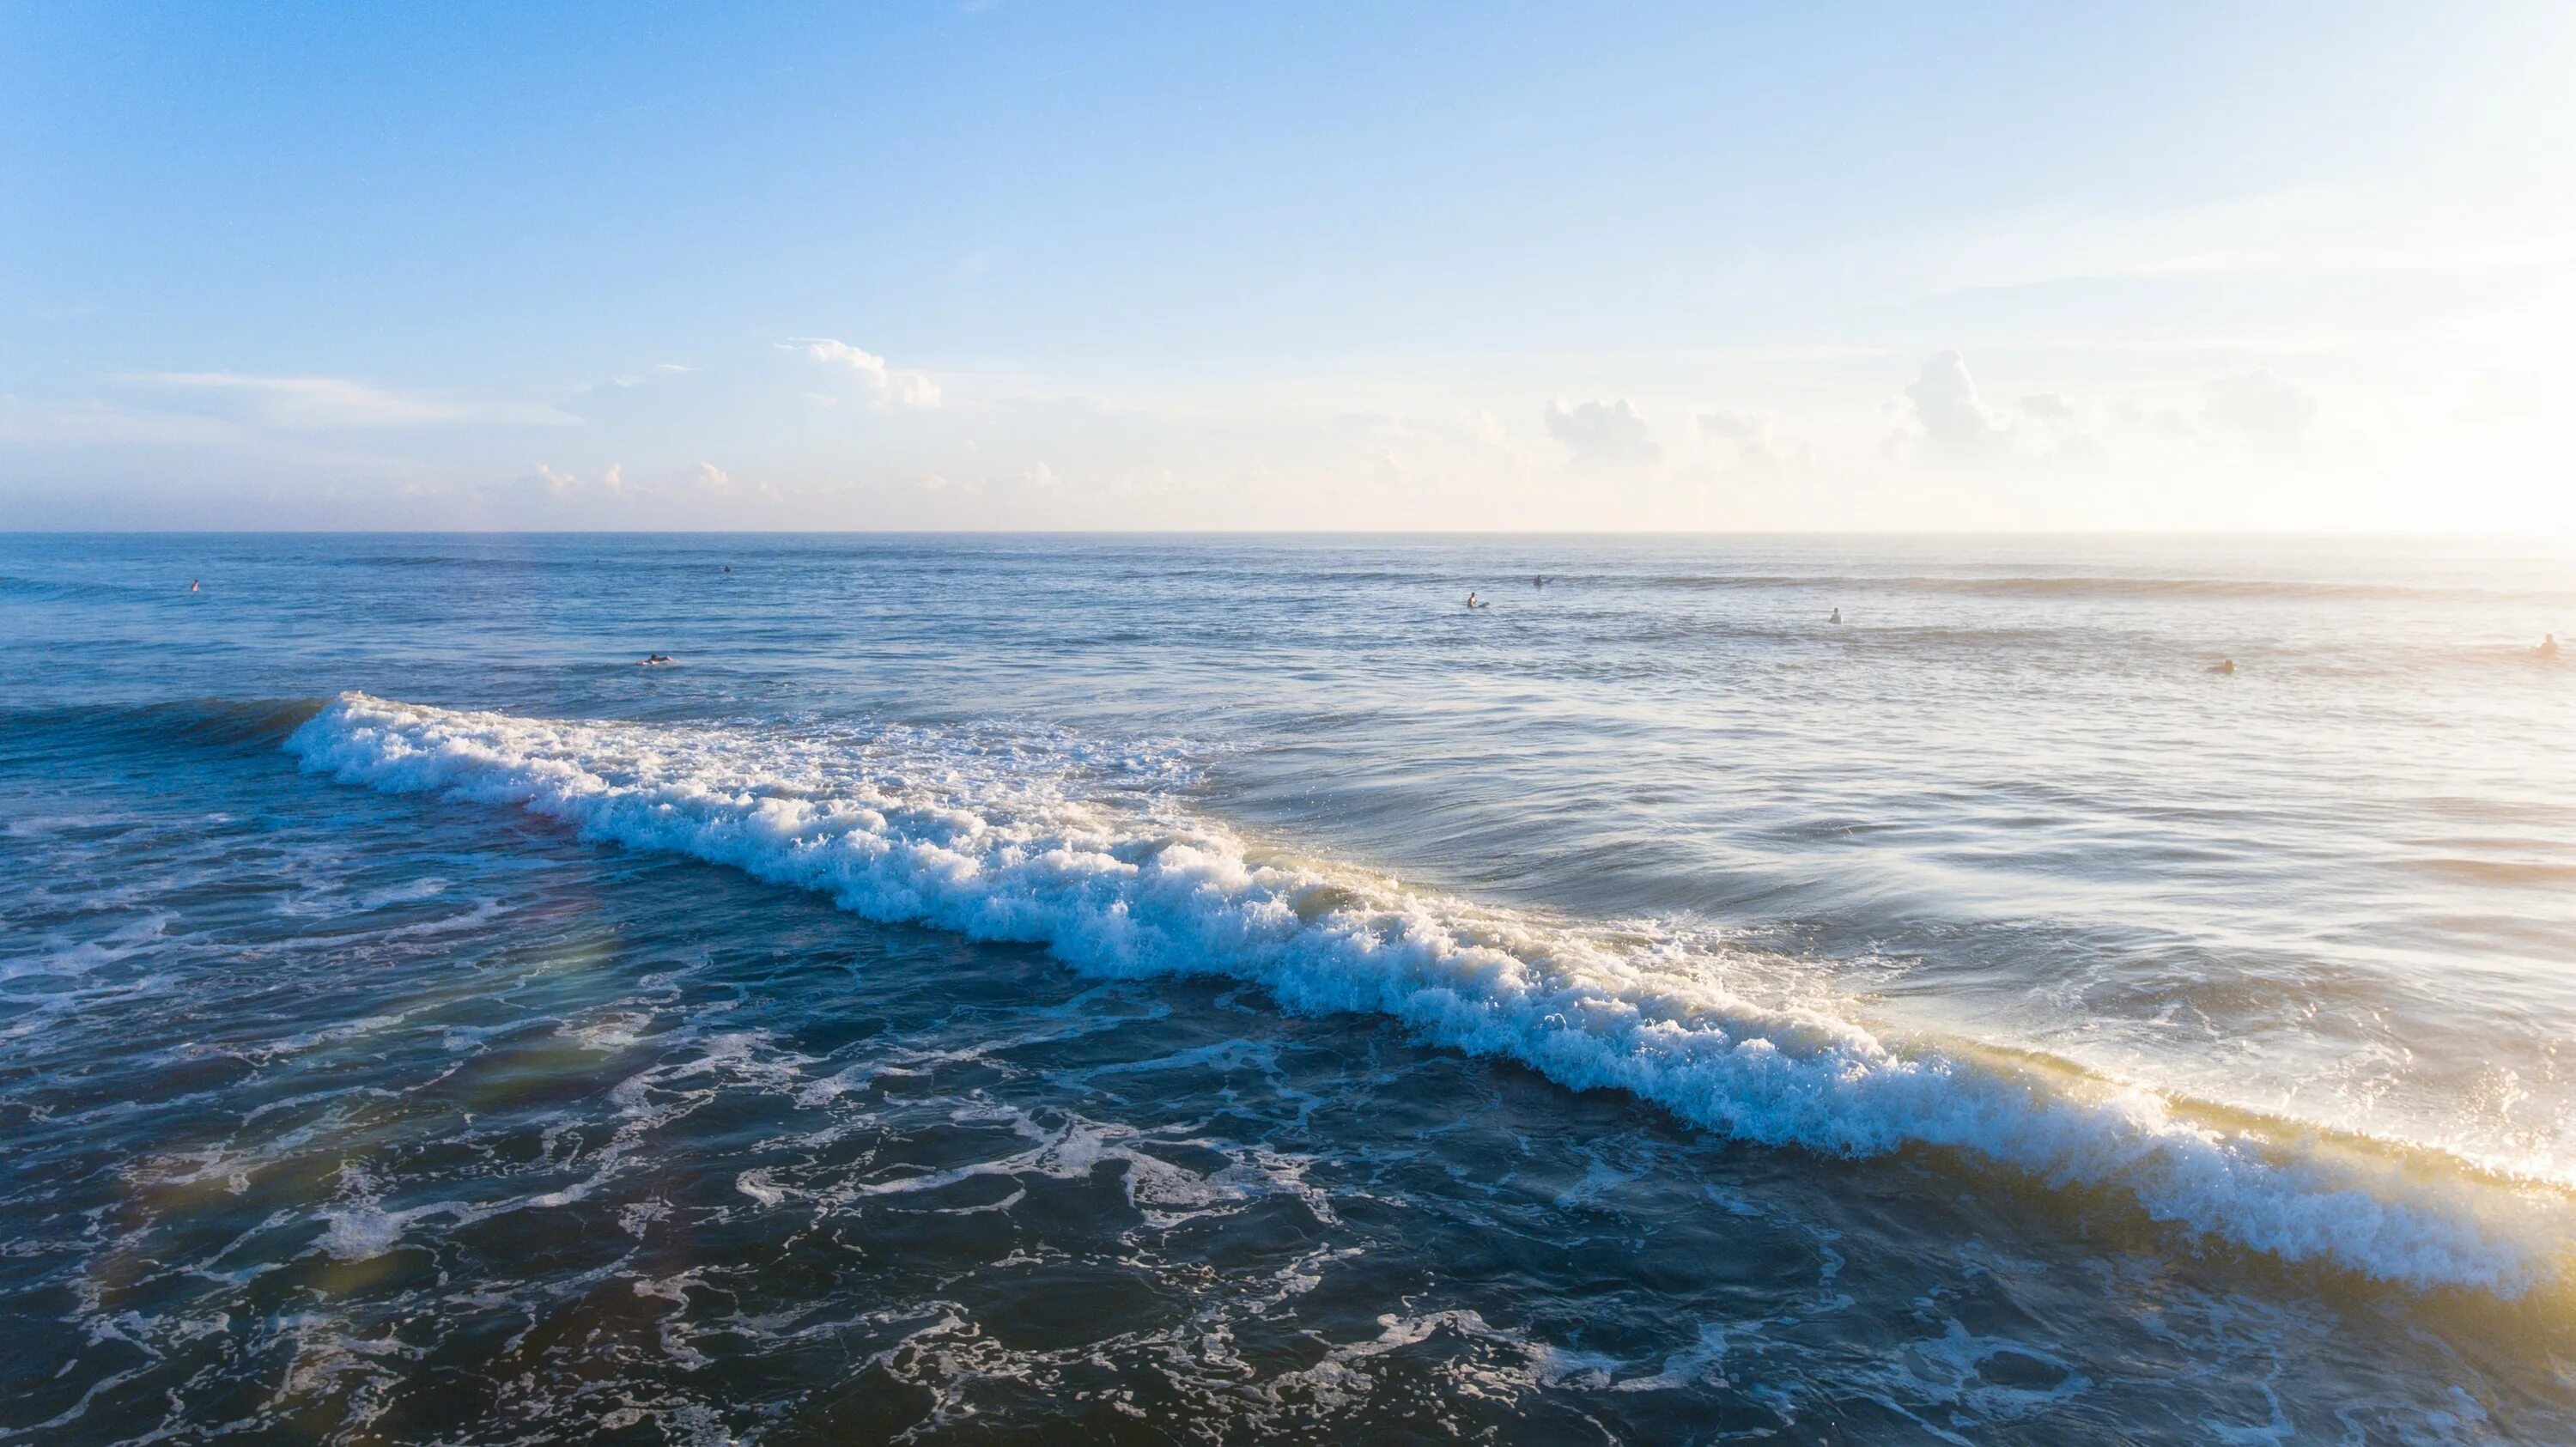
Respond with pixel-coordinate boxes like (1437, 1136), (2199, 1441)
(9, 526), (2573, 541)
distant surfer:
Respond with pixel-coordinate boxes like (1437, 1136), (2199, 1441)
(639, 653), (672, 666)
(2542, 634), (2561, 658)
(1465, 593), (1485, 610)
(1828, 607), (1841, 623)
(723, 565), (732, 574)
(189, 580), (200, 593)
(1533, 575), (1546, 588)
(2211, 659), (2237, 675)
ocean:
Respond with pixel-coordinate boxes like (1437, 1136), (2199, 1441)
(3, 532), (2571, 1444)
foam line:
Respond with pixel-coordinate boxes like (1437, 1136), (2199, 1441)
(287, 694), (2552, 1292)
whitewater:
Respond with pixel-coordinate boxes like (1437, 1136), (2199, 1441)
(285, 691), (2563, 1293)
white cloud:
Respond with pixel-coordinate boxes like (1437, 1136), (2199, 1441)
(1896, 350), (2012, 460)
(1544, 397), (1656, 461)
(685, 460), (780, 501)
(1696, 408), (1762, 447)
(1885, 353), (2102, 468)
(519, 459), (781, 508)
(1697, 407), (1810, 476)
(2203, 370), (2317, 437)
(787, 337), (943, 410)
(120, 372), (575, 429)
(531, 461), (630, 500)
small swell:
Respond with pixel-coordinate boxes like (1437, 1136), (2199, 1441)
(284, 693), (2568, 1295)
(5, 697), (330, 752)
(0, 574), (139, 604)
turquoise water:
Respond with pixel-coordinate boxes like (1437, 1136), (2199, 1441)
(4, 532), (2573, 1443)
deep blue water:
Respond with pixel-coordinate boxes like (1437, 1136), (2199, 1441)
(4, 532), (2573, 1444)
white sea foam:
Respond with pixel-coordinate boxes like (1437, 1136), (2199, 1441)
(286, 693), (2566, 1292)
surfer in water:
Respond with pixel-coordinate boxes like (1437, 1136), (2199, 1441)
(1465, 593), (1485, 610)
(1828, 607), (1841, 623)
(2212, 659), (2237, 675)
(2541, 634), (2561, 658)
(1533, 575), (1546, 588)
(189, 580), (200, 593)
(639, 653), (672, 666)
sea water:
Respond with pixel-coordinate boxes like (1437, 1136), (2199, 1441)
(3, 532), (2571, 1443)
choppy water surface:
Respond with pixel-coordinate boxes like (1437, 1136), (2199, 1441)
(4, 532), (2573, 1444)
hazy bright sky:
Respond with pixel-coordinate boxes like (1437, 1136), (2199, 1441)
(3, 2), (2572, 530)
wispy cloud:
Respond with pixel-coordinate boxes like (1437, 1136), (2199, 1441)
(608, 362), (698, 389)
(119, 373), (577, 429)
(0, 394), (252, 447)
(786, 337), (943, 410)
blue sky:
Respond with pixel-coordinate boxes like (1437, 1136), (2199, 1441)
(3, 2), (2570, 529)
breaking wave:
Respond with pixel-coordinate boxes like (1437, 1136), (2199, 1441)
(285, 693), (2567, 1294)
